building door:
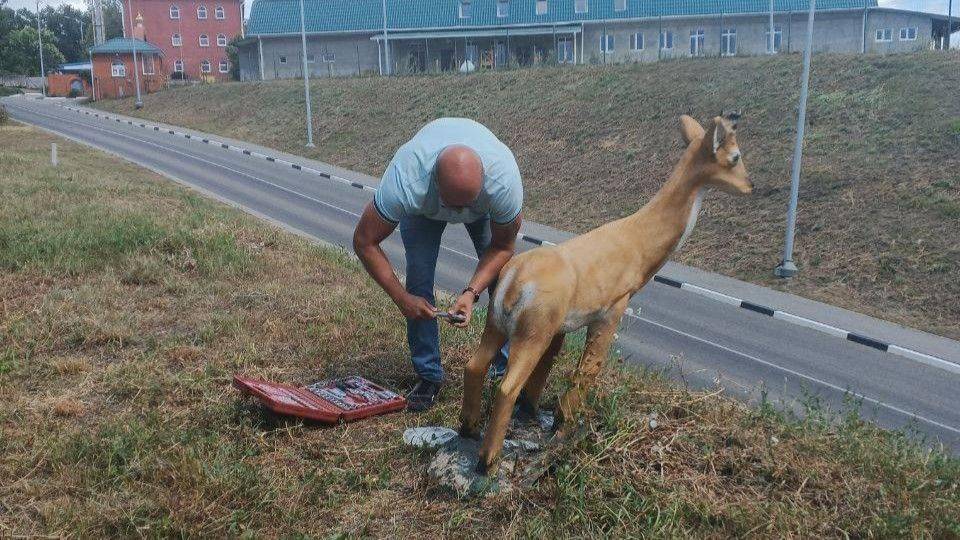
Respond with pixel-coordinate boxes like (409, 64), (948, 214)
(494, 41), (507, 67)
(440, 48), (454, 71)
(558, 36), (574, 63)
(408, 46), (426, 72)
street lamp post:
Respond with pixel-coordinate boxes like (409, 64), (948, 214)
(36, 0), (46, 97)
(948, 0), (953, 50)
(381, 0), (390, 75)
(768, 0), (775, 54)
(125, 0), (143, 108)
(298, 0), (314, 147)
(775, 0), (816, 278)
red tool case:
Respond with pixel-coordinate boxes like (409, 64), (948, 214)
(233, 375), (406, 424)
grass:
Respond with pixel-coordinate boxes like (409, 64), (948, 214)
(95, 51), (960, 340)
(0, 86), (22, 98)
(2, 124), (959, 537)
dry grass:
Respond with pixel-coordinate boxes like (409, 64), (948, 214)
(96, 51), (960, 339)
(2, 124), (958, 537)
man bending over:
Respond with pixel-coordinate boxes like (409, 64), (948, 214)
(352, 118), (523, 411)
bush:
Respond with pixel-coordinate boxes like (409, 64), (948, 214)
(0, 85), (23, 97)
(0, 104), (8, 125)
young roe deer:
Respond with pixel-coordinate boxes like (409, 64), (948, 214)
(458, 113), (753, 475)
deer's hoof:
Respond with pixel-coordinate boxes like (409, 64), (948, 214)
(475, 456), (499, 477)
(458, 424), (481, 440)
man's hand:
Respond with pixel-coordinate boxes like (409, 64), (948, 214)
(446, 291), (475, 328)
(397, 293), (437, 320)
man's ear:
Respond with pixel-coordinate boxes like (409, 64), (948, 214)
(680, 115), (705, 145)
(711, 116), (731, 155)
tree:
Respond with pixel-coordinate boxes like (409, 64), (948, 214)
(2, 26), (66, 75)
(226, 34), (242, 80)
(42, 5), (87, 63)
(0, 1), (17, 73)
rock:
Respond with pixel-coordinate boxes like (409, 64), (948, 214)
(417, 410), (559, 498)
(402, 426), (458, 448)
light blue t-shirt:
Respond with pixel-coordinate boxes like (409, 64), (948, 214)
(374, 118), (523, 225)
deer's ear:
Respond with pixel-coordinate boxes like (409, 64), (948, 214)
(680, 115), (705, 145)
(711, 116), (732, 155)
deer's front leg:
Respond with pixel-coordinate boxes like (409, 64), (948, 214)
(554, 297), (629, 437)
(459, 323), (507, 440)
(476, 334), (554, 475)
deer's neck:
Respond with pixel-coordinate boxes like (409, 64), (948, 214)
(622, 147), (704, 276)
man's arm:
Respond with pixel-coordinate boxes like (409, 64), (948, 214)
(447, 214), (522, 328)
(352, 202), (436, 320)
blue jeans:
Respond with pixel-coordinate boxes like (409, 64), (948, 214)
(399, 214), (510, 383)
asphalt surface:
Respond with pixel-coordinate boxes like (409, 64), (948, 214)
(7, 97), (959, 452)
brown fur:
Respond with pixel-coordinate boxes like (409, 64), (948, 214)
(459, 114), (753, 475)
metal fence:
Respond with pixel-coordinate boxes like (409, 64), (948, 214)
(0, 75), (44, 89)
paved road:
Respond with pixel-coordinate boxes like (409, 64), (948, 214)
(7, 97), (959, 451)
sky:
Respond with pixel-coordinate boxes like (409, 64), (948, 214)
(4, 0), (957, 26)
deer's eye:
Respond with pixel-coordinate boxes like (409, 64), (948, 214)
(729, 151), (741, 165)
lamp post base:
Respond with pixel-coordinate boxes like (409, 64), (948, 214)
(774, 260), (798, 278)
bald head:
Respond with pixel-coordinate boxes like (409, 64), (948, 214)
(436, 145), (483, 208)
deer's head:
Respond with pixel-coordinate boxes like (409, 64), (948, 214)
(679, 113), (752, 195)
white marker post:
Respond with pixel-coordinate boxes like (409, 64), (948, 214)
(51, 143), (58, 166)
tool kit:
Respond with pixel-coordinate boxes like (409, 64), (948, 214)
(233, 374), (406, 423)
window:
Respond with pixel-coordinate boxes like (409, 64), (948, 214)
(323, 52), (336, 62)
(535, 0), (547, 15)
(630, 32), (643, 51)
(199, 34), (209, 47)
(219, 59), (228, 73)
(217, 33), (227, 47)
(575, 0), (587, 14)
(465, 42), (478, 62)
(278, 55), (287, 64)
(558, 36), (574, 62)
(614, 0), (626, 11)
(690, 28), (705, 56)
(600, 33), (614, 53)
(765, 25), (782, 53)
(197, 5), (207, 19)
(142, 56), (156, 75)
(174, 59), (184, 72)
(111, 60), (126, 77)
(171, 33), (182, 46)
(721, 28), (736, 56)
(215, 5), (225, 19)
(659, 31), (673, 49)
(169, 5), (179, 19)
(497, 0), (508, 17)
(899, 27), (917, 41)
(200, 60), (211, 73)
(306, 53), (316, 63)
(459, 0), (471, 18)
(875, 28), (892, 42)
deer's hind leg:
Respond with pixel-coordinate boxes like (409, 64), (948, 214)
(516, 333), (565, 421)
(554, 296), (629, 438)
(458, 321), (508, 440)
(476, 330), (557, 475)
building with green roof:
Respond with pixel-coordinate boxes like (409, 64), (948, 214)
(235, 0), (958, 80)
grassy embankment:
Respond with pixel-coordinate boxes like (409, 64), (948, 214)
(97, 51), (960, 340)
(2, 120), (959, 536)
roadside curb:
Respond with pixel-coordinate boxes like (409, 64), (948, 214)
(55, 103), (960, 376)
